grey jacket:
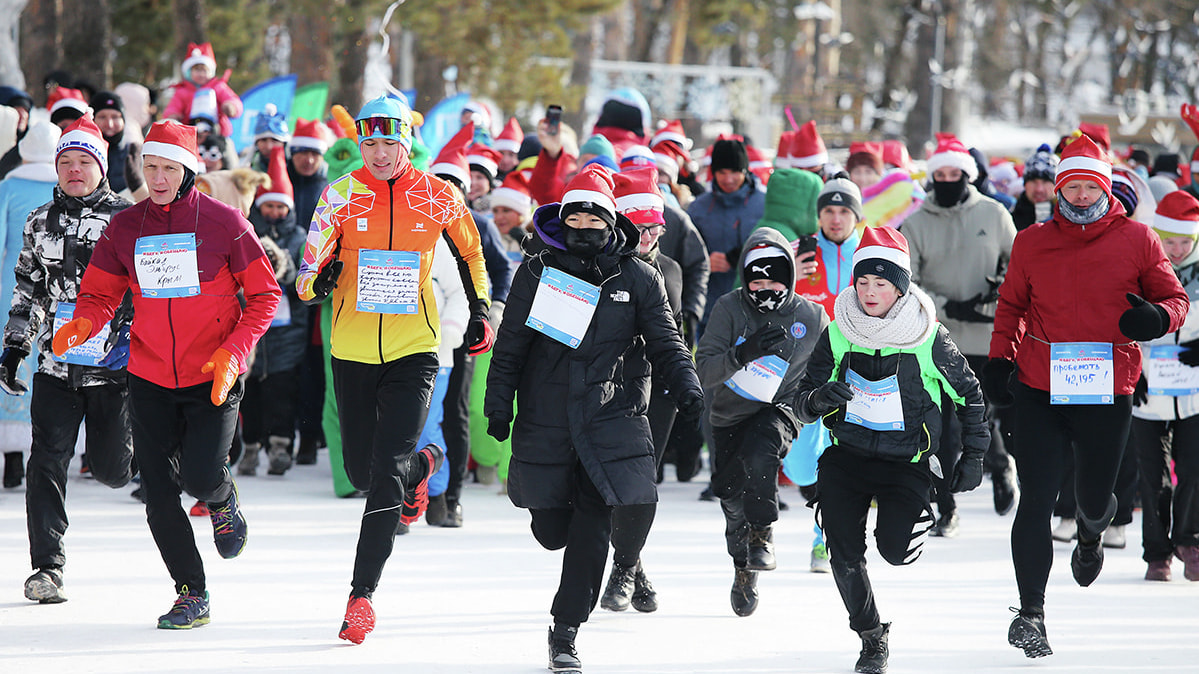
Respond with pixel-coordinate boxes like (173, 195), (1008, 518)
(901, 184), (1016, 355)
(696, 226), (828, 428)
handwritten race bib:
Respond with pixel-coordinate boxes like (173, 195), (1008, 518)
(1050, 342), (1113, 405)
(1145, 345), (1199, 396)
(726, 336), (788, 402)
(844, 369), (905, 431)
(135, 234), (200, 298)
(356, 250), (420, 314)
(525, 267), (600, 349)
(51, 302), (113, 366)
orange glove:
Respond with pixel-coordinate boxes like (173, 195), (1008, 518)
(200, 347), (239, 406)
(52, 318), (93, 357)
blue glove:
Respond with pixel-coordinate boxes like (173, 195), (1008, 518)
(97, 325), (131, 371)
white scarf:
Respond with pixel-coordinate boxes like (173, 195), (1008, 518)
(833, 284), (938, 351)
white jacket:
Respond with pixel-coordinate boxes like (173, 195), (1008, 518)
(432, 237), (469, 367)
(1135, 249), (1199, 421)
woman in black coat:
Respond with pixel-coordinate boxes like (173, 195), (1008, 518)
(484, 166), (703, 672)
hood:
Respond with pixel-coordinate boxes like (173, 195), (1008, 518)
(738, 225), (798, 307)
(53, 178), (113, 212)
(530, 202), (639, 260)
(759, 168), (821, 236)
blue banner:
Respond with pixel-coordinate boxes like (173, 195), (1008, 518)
(232, 75), (298, 153)
(421, 93), (472, 159)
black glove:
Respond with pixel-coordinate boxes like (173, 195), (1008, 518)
(1133, 373), (1148, 406)
(0, 347), (28, 396)
(809, 381), (854, 414)
(981, 358), (1016, 408)
(677, 393), (705, 421)
(979, 276), (1002, 304)
(943, 294), (993, 323)
(736, 324), (788, 365)
(465, 300), (494, 355)
(1178, 338), (1199, 367)
(486, 416), (510, 442)
(949, 452), (984, 493)
(1119, 293), (1169, 341)
(681, 312), (699, 350)
(308, 259), (344, 303)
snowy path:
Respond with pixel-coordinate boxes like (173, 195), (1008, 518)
(1, 452), (1194, 673)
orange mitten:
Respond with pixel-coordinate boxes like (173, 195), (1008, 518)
(52, 318), (93, 357)
(200, 347), (239, 406)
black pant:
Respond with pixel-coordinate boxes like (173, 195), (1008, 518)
(712, 406), (794, 564)
(1130, 416), (1199, 562)
(241, 367), (300, 450)
(440, 344), (473, 502)
(129, 375), (242, 594)
(1052, 437), (1138, 526)
(529, 461), (613, 628)
(817, 448), (933, 634)
(26, 373), (132, 570)
(296, 305), (326, 445)
(332, 353), (438, 592)
(610, 387), (677, 567)
(1010, 382), (1130, 613)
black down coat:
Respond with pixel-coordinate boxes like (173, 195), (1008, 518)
(485, 205), (702, 508)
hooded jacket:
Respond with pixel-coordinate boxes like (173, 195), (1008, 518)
(990, 200), (1189, 395)
(687, 173), (766, 320)
(695, 226), (828, 428)
(248, 205), (307, 376)
(485, 205), (701, 509)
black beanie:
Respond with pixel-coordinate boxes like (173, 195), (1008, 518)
(817, 176), (863, 221)
(853, 258), (910, 295)
(743, 246), (792, 288)
(560, 200), (616, 228)
(90, 90), (124, 117)
(517, 136), (542, 162)
(710, 139), (748, 173)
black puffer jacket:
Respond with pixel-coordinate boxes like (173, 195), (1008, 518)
(485, 205), (702, 508)
(248, 207), (307, 376)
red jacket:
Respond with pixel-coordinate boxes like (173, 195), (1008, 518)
(74, 188), (280, 389)
(529, 148), (577, 208)
(989, 204), (1189, 395)
(592, 126), (647, 160)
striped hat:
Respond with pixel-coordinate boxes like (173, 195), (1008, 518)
(613, 167), (665, 225)
(925, 133), (978, 181)
(1055, 134), (1112, 199)
(56, 116), (109, 176)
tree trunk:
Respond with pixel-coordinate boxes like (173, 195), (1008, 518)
(902, 2), (936, 153)
(289, 7), (334, 86)
(61, 0), (111, 88)
(19, 0), (57, 104)
(871, 0), (919, 133)
(172, 0), (207, 57)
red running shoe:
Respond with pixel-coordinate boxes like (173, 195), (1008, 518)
(189, 500), (209, 517)
(338, 594), (375, 644)
(400, 444), (445, 526)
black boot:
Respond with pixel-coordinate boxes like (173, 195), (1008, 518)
(746, 526), (776, 571)
(1007, 608), (1052, 658)
(3, 451), (23, 488)
(548, 623), (581, 672)
(730, 567), (758, 617)
(1072, 495), (1117, 587)
(992, 455), (1018, 516)
(854, 623), (890, 674)
(295, 436), (319, 465)
(600, 560), (637, 612)
(425, 493), (448, 526)
(631, 564), (658, 613)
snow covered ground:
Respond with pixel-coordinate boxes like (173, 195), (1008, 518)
(1, 451), (1194, 673)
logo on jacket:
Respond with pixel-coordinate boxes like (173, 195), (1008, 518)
(977, 228), (987, 237)
(357, 217), (368, 231)
(413, 221), (427, 231)
(610, 290), (630, 302)
(790, 322), (806, 339)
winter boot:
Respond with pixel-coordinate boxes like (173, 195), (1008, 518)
(745, 526), (776, 571)
(631, 564), (658, 613)
(266, 436), (293, 476)
(400, 444), (445, 526)
(3, 451), (23, 488)
(992, 455), (1018, 515)
(929, 510), (959, 538)
(338, 588), (375, 644)
(730, 567), (759, 617)
(1072, 495), (1116, 586)
(854, 623), (890, 674)
(548, 623), (581, 672)
(810, 542), (831, 573)
(1145, 559), (1172, 582)
(425, 492), (448, 526)
(157, 586), (210, 629)
(237, 442), (261, 476)
(1101, 524), (1126, 549)
(600, 560), (637, 612)
(24, 567), (67, 604)
(441, 498), (464, 528)
(1007, 608), (1052, 658)
(1177, 545), (1199, 581)
(209, 482), (248, 559)
(295, 435), (319, 465)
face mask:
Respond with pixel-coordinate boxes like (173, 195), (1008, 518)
(931, 175), (969, 207)
(748, 287), (786, 313)
(564, 225), (610, 257)
(1058, 191), (1110, 225)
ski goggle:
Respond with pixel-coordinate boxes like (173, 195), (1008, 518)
(197, 146), (223, 162)
(355, 116), (406, 139)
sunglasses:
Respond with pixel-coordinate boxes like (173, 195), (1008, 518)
(355, 116), (406, 138)
(198, 147), (223, 162)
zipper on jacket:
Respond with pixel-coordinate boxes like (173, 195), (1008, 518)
(167, 206), (179, 388)
(378, 179), (397, 364)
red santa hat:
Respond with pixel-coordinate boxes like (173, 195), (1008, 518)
(255, 146), (294, 210)
(852, 225), (912, 294)
(56, 116), (109, 176)
(181, 42), (217, 77)
(142, 120), (200, 173)
(490, 171), (533, 216)
(882, 139), (912, 172)
(48, 88), (90, 118)
(466, 143), (501, 180)
(493, 117), (524, 154)
(925, 133), (978, 181)
(613, 167), (666, 225)
(845, 141), (884, 175)
(1055, 134), (1112, 199)
(430, 124), (475, 189)
(289, 118), (328, 155)
(560, 164), (618, 226)
(1153, 190), (1199, 238)
(774, 130), (796, 168)
(746, 144), (773, 185)
(619, 144), (657, 171)
(1077, 122), (1112, 152)
(650, 119), (691, 152)
(653, 150), (679, 184)
(789, 121), (827, 169)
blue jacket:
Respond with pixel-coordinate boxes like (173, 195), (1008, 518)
(687, 174), (765, 325)
(471, 208), (514, 304)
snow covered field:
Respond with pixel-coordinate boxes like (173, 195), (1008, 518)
(1, 451), (1194, 673)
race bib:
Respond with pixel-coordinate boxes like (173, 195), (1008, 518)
(1050, 342), (1113, 404)
(725, 335), (788, 402)
(135, 233), (200, 298)
(1145, 345), (1199, 396)
(271, 295), (291, 327)
(51, 302), (113, 366)
(844, 369), (905, 431)
(356, 250), (420, 314)
(525, 267), (600, 349)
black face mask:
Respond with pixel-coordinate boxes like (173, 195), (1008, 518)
(564, 225), (610, 257)
(931, 175), (969, 207)
(175, 167), (197, 203)
(748, 287), (786, 313)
